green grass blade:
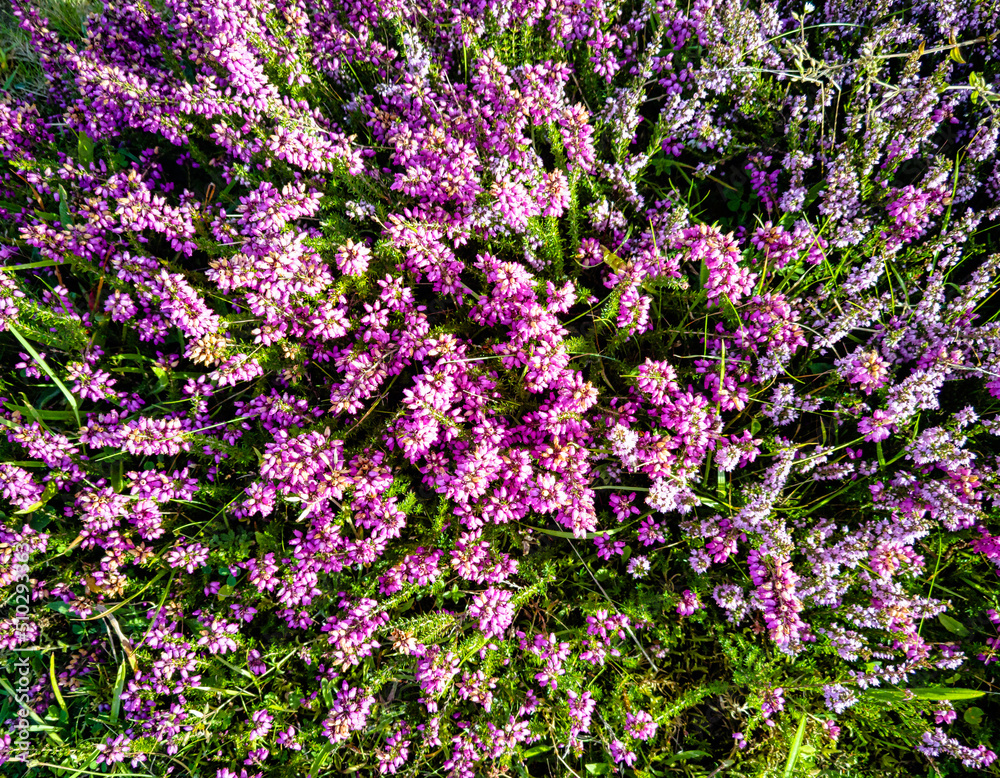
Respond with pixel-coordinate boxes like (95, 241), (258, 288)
(7, 324), (81, 427)
(49, 652), (68, 713)
(110, 660), (128, 723)
(783, 713), (807, 778)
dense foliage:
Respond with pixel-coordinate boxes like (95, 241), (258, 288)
(1, 0), (1000, 775)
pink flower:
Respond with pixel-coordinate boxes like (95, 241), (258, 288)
(676, 589), (702, 616)
(858, 409), (896, 442)
(625, 709), (658, 741)
(335, 239), (371, 276)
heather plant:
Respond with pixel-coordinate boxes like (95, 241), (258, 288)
(1, 1), (1000, 777)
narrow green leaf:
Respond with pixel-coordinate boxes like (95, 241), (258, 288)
(14, 479), (58, 515)
(522, 524), (621, 540)
(7, 325), (80, 426)
(5, 258), (70, 270)
(960, 576), (995, 596)
(3, 403), (77, 420)
(783, 713), (807, 778)
(867, 687), (985, 702)
(310, 743), (334, 778)
(190, 685), (252, 697)
(50, 653), (68, 713)
(58, 185), (71, 227)
(667, 750), (711, 764)
(911, 687), (985, 701)
(111, 460), (123, 493)
(110, 660), (128, 723)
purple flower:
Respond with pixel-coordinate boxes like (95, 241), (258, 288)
(593, 534), (626, 560)
(609, 739), (637, 765)
(823, 684), (858, 714)
(625, 709), (658, 741)
(335, 239), (371, 277)
(247, 709), (273, 741)
(567, 690), (596, 737)
(468, 587), (515, 639)
(676, 589), (702, 616)
(858, 409), (896, 442)
(165, 542), (209, 574)
(627, 555), (651, 578)
(934, 703), (956, 725)
(321, 683), (375, 744)
(760, 687), (785, 725)
(247, 649), (266, 675)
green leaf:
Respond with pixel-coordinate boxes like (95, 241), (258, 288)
(960, 576), (995, 597)
(47, 600), (74, 616)
(6, 325), (80, 427)
(111, 460), (123, 493)
(667, 750), (711, 764)
(3, 403), (77, 420)
(938, 613), (971, 637)
(964, 707), (984, 726)
(78, 132), (94, 167)
(57, 185), (72, 227)
(310, 743), (334, 777)
(110, 661), (128, 724)
(585, 764), (612, 775)
(4, 258), (69, 270)
(911, 687), (985, 701)
(14, 479), (59, 515)
(522, 744), (552, 759)
(522, 524), (621, 540)
(151, 365), (169, 393)
(783, 713), (808, 778)
(866, 687), (986, 702)
(49, 653), (67, 713)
